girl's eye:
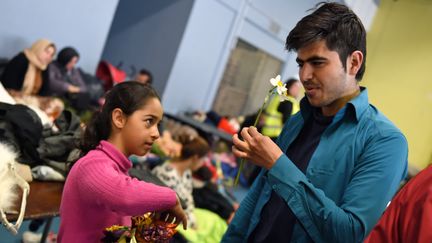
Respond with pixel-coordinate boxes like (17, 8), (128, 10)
(145, 119), (154, 127)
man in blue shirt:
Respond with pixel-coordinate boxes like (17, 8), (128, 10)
(223, 3), (408, 243)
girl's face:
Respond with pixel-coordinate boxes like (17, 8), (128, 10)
(121, 97), (163, 156)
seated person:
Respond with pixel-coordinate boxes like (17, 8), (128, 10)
(1, 39), (63, 121)
(47, 47), (90, 111)
(152, 134), (227, 243)
(134, 69), (153, 85)
(1, 39), (55, 96)
(192, 164), (237, 223)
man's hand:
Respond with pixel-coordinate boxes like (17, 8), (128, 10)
(232, 126), (283, 170)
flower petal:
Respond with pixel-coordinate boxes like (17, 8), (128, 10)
(270, 75), (282, 87)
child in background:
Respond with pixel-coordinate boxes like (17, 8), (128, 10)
(58, 82), (187, 242)
(152, 134), (227, 243)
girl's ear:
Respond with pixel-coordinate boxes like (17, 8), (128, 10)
(111, 108), (126, 129)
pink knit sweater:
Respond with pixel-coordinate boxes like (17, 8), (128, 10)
(58, 141), (177, 242)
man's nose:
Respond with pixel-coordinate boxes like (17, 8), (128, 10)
(299, 64), (313, 82)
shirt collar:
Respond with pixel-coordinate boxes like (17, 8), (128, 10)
(345, 86), (369, 122)
(300, 86), (369, 123)
(97, 140), (132, 172)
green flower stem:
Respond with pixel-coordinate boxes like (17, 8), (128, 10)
(234, 87), (276, 186)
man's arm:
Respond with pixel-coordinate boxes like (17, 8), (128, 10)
(267, 132), (408, 242)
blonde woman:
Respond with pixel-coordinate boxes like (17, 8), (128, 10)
(1, 39), (56, 96)
(1, 39), (64, 121)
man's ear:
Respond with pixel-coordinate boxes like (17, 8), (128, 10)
(111, 108), (126, 129)
(347, 50), (363, 76)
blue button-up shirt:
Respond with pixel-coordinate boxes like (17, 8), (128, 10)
(223, 88), (408, 243)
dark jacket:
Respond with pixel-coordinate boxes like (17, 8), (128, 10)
(46, 62), (87, 96)
(1, 52), (49, 96)
(0, 102), (43, 166)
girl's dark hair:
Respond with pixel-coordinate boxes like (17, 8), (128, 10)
(286, 2), (366, 81)
(176, 134), (210, 160)
(80, 81), (160, 155)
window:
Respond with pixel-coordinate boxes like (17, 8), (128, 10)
(212, 39), (282, 117)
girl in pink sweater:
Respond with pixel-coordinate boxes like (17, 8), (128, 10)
(58, 82), (187, 242)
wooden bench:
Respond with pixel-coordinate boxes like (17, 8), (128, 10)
(6, 181), (64, 243)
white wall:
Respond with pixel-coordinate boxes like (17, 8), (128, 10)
(162, 0), (239, 113)
(344, 0), (379, 31)
(243, 0), (331, 81)
(0, 0), (119, 73)
(162, 0), (342, 114)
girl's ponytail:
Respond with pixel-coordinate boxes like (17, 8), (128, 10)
(79, 110), (110, 156)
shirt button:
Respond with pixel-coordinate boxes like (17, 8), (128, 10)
(272, 185), (277, 190)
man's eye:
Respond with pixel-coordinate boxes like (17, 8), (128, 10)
(312, 61), (324, 66)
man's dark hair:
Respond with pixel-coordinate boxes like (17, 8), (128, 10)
(286, 2), (366, 81)
(139, 69), (153, 84)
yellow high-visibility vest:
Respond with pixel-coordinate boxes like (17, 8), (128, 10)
(285, 96), (300, 115)
(262, 95), (300, 138)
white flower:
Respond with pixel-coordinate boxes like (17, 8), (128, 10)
(279, 90), (290, 102)
(269, 75), (287, 96)
(235, 74), (291, 186)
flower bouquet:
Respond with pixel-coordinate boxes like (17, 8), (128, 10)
(102, 213), (178, 243)
(234, 75), (289, 186)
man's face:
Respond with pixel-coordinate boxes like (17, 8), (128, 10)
(296, 40), (357, 115)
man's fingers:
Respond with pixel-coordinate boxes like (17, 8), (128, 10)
(232, 145), (248, 159)
(240, 127), (253, 141)
(248, 126), (261, 138)
(233, 134), (248, 151)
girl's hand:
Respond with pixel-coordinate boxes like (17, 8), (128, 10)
(159, 196), (188, 230)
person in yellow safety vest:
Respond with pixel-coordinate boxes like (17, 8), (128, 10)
(262, 78), (301, 139)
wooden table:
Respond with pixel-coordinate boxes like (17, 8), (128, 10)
(6, 181), (64, 243)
